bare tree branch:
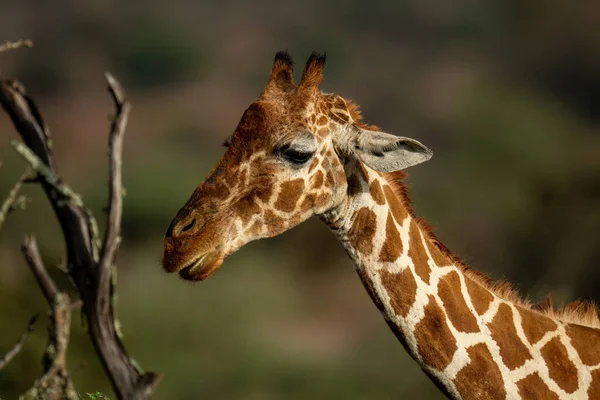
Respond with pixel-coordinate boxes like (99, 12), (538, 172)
(0, 39), (32, 53)
(22, 235), (58, 303)
(19, 236), (78, 400)
(0, 75), (160, 399)
(0, 315), (37, 371)
(98, 72), (130, 317)
(0, 167), (30, 231)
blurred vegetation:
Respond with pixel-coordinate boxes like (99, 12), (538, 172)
(1, 1), (599, 399)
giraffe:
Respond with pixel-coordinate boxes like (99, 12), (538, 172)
(162, 52), (600, 399)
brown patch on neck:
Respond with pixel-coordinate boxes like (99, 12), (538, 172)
(379, 212), (403, 262)
(454, 343), (506, 400)
(379, 268), (417, 318)
(487, 303), (532, 370)
(519, 308), (557, 345)
(274, 178), (305, 212)
(565, 324), (600, 366)
(408, 220), (431, 284)
(437, 271), (479, 333)
(348, 207), (377, 256)
(370, 179), (386, 205)
(464, 278), (494, 316)
(540, 337), (579, 393)
(382, 184), (408, 224)
(588, 369), (600, 398)
(425, 238), (450, 267)
(413, 295), (458, 371)
(516, 373), (559, 400)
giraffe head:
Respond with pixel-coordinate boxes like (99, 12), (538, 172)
(162, 51), (433, 281)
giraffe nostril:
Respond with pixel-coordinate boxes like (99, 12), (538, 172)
(180, 218), (196, 233)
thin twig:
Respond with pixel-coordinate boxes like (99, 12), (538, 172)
(0, 168), (31, 231)
(11, 140), (83, 206)
(0, 315), (38, 371)
(98, 72), (130, 315)
(22, 235), (58, 304)
(0, 39), (32, 53)
(19, 236), (78, 400)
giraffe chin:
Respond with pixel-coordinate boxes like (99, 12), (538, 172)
(178, 251), (225, 282)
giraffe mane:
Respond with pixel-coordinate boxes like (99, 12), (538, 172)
(380, 161), (600, 330)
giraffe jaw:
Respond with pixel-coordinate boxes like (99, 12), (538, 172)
(178, 250), (225, 281)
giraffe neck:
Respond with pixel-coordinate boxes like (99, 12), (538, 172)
(320, 160), (600, 399)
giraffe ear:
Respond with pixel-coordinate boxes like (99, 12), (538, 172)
(353, 129), (433, 172)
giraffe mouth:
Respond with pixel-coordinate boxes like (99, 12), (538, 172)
(178, 251), (224, 281)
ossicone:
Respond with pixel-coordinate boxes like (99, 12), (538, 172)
(298, 51), (327, 90)
(260, 50), (295, 98)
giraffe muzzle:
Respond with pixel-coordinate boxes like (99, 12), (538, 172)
(176, 249), (225, 281)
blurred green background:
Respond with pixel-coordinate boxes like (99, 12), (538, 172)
(1, 1), (599, 399)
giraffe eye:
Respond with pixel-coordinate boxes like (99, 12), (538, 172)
(279, 146), (314, 164)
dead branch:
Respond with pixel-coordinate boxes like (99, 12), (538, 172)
(0, 315), (37, 371)
(0, 75), (159, 399)
(0, 168), (30, 231)
(98, 73), (129, 317)
(20, 236), (78, 400)
(0, 39), (32, 54)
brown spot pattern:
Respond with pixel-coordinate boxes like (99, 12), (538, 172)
(465, 278), (494, 316)
(370, 180), (386, 205)
(317, 115), (328, 125)
(520, 309), (557, 345)
(311, 170), (324, 189)
(330, 110), (349, 123)
(248, 220), (263, 237)
(379, 212), (402, 262)
(540, 337), (579, 393)
(437, 271), (479, 333)
(516, 373), (559, 400)
(408, 221), (431, 284)
(348, 208), (377, 256)
(383, 185), (408, 224)
(380, 268), (417, 318)
(264, 210), (284, 234)
(256, 186), (272, 203)
(426, 239), (450, 267)
(565, 324), (600, 366)
(588, 369), (600, 398)
(325, 170), (335, 187)
(487, 303), (532, 370)
(414, 296), (458, 371)
(454, 344), (506, 400)
(308, 158), (319, 173)
(274, 179), (305, 212)
(236, 194), (261, 225)
(317, 128), (328, 138)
